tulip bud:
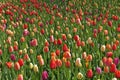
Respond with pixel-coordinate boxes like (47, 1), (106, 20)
(33, 64), (38, 72)
(99, 60), (103, 67)
(87, 37), (92, 44)
(30, 49), (33, 54)
(101, 45), (106, 52)
(77, 72), (83, 79)
(68, 34), (72, 39)
(75, 58), (82, 67)
(14, 62), (20, 70)
(29, 63), (33, 69)
(112, 78), (117, 80)
(17, 74), (23, 80)
(96, 67), (102, 74)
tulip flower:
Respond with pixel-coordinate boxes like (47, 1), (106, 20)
(50, 59), (56, 69)
(112, 78), (117, 80)
(6, 62), (13, 69)
(101, 45), (106, 52)
(77, 72), (83, 79)
(29, 63), (33, 69)
(18, 58), (24, 67)
(41, 70), (48, 80)
(96, 67), (102, 74)
(86, 69), (93, 78)
(110, 63), (116, 73)
(30, 39), (38, 47)
(115, 70), (120, 78)
(17, 74), (23, 80)
(75, 58), (82, 67)
(0, 49), (2, 55)
(10, 54), (16, 61)
(113, 58), (119, 65)
(33, 64), (38, 72)
(14, 62), (20, 70)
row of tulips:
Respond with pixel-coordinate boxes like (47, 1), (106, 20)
(0, 0), (120, 80)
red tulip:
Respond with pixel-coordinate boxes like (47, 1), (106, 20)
(30, 39), (38, 47)
(50, 59), (57, 69)
(23, 24), (28, 29)
(17, 74), (23, 80)
(76, 40), (81, 47)
(86, 69), (93, 78)
(13, 45), (18, 51)
(40, 28), (45, 35)
(62, 34), (67, 41)
(43, 46), (49, 53)
(57, 38), (62, 45)
(110, 63), (116, 73)
(62, 44), (69, 52)
(18, 59), (24, 67)
(65, 60), (70, 68)
(108, 21), (112, 27)
(6, 62), (13, 69)
(14, 62), (20, 70)
(44, 41), (49, 46)
(112, 44), (117, 51)
(115, 70), (120, 78)
(55, 49), (60, 56)
(63, 51), (71, 59)
(56, 59), (62, 67)
(0, 49), (2, 55)
(9, 46), (14, 53)
(106, 52), (113, 57)
(74, 35), (79, 41)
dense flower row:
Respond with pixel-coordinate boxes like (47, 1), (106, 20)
(0, 0), (120, 80)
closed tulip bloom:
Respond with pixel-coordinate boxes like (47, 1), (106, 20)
(10, 54), (16, 61)
(99, 60), (103, 67)
(50, 59), (56, 69)
(110, 63), (116, 73)
(75, 58), (82, 67)
(115, 70), (120, 78)
(86, 69), (93, 78)
(9, 46), (14, 53)
(17, 74), (23, 80)
(33, 64), (38, 72)
(65, 60), (70, 68)
(43, 46), (49, 53)
(6, 62), (13, 69)
(18, 59), (24, 67)
(77, 72), (83, 79)
(41, 71), (48, 80)
(96, 67), (102, 74)
(30, 39), (38, 47)
(82, 52), (87, 59)
(113, 58), (119, 65)
(29, 63), (33, 69)
(101, 45), (106, 52)
(56, 59), (62, 67)
(23, 29), (29, 36)
(14, 62), (20, 70)
(0, 49), (2, 55)
(87, 37), (92, 44)
(112, 78), (117, 80)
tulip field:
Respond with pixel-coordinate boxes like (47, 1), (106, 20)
(1, 0), (120, 80)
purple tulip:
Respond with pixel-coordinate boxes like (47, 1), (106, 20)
(96, 67), (102, 74)
(113, 58), (119, 65)
(25, 18), (30, 22)
(10, 54), (16, 61)
(41, 71), (48, 80)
